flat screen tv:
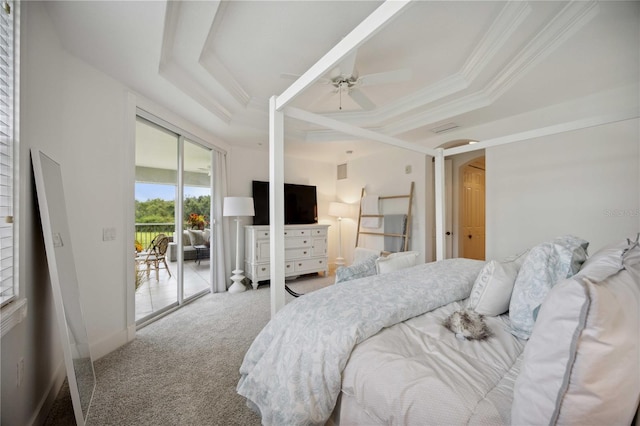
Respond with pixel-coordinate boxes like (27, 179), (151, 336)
(252, 180), (318, 225)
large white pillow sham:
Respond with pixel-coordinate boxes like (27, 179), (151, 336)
(511, 241), (640, 425)
(512, 271), (640, 424)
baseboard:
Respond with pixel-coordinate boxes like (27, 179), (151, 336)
(30, 361), (66, 426)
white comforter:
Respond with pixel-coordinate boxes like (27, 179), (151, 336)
(337, 300), (526, 425)
(237, 258), (485, 425)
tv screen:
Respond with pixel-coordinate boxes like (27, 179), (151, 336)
(252, 180), (318, 225)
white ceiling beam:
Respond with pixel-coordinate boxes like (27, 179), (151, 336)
(443, 108), (640, 157)
(285, 107), (437, 156)
(275, 0), (413, 111)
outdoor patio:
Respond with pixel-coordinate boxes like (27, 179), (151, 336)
(135, 257), (212, 322)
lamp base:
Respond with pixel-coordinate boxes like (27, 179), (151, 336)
(228, 269), (247, 294)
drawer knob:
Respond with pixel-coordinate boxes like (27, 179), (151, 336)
(303, 251), (307, 255)
(261, 267), (266, 271)
(298, 263), (302, 267)
(303, 240), (307, 244)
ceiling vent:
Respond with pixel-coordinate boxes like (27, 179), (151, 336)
(430, 122), (460, 134)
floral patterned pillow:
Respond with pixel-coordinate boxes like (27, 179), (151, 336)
(335, 254), (378, 284)
(508, 236), (588, 339)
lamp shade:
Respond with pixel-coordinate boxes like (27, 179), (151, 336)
(223, 197), (255, 217)
(328, 202), (350, 218)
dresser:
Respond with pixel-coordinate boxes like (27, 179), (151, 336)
(244, 224), (330, 289)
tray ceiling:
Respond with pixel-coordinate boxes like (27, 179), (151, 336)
(45, 1), (639, 164)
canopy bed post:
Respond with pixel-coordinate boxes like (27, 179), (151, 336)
(269, 96), (286, 316)
(434, 148), (446, 261)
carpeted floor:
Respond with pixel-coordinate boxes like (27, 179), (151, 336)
(44, 274), (334, 426)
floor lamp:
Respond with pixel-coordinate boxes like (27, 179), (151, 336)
(328, 202), (350, 267)
(223, 196), (255, 293)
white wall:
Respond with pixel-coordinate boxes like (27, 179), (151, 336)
(486, 118), (639, 259)
(336, 148), (427, 265)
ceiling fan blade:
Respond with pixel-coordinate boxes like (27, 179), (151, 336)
(335, 49), (358, 78)
(358, 68), (412, 87)
(306, 88), (338, 111)
(349, 89), (376, 110)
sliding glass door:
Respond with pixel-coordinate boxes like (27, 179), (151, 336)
(183, 140), (212, 300)
(134, 117), (212, 324)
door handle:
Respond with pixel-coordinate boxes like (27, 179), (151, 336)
(468, 235), (472, 239)
(445, 231), (451, 236)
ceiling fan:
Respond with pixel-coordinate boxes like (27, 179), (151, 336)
(281, 49), (412, 111)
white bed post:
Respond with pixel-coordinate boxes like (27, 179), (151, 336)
(269, 96), (286, 316)
(434, 148), (446, 261)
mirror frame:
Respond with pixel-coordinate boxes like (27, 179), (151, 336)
(31, 149), (95, 425)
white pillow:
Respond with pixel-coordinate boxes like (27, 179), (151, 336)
(467, 253), (525, 316)
(375, 251), (419, 274)
(512, 258), (640, 425)
(578, 235), (639, 282)
(352, 247), (381, 265)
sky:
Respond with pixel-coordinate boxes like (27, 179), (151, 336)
(135, 183), (209, 201)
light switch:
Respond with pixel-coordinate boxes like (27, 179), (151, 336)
(103, 227), (116, 241)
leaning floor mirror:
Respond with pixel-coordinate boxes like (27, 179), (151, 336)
(32, 149), (96, 425)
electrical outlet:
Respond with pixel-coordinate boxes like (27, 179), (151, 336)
(17, 357), (24, 387)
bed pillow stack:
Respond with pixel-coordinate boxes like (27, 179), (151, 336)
(335, 250), (421, 284)
(511, 236), (640, 424)
(507, 235), (588, 339)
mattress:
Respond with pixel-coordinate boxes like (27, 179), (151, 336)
(334, 300), (525, 425)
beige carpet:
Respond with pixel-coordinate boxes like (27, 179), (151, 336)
(44, 274), (334, 426)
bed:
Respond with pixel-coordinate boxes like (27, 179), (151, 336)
(237, 234), (640, 425)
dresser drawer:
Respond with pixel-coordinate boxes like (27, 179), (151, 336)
(285, 236), (311, 249)
(284, 229), (310, 237)
(286, 247), (311, 259)
(294, 258), (326, 273)
(311, 228), (327, 237)
(255, 263), (270, 279)
(255, 230), (270, 240)
(284, 261), (294, 275)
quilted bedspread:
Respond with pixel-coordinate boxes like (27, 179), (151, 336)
(237, 258), (485, 425)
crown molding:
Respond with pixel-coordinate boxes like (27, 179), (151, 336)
(159, 0), (239, 124)
(487, 0), (599, 103)
(460, 1), (532, 82)
(200, 1), (251, 108)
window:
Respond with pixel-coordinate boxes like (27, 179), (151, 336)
(1, 0), (18, 308)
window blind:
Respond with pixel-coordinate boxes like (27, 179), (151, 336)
(0, 0), (15, 306)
